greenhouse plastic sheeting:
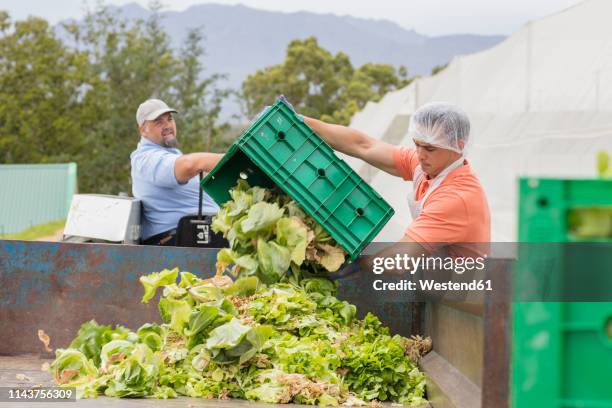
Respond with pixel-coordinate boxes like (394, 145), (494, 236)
(344, 0), (612, 242)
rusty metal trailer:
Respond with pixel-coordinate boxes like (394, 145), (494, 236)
(0, 240), (511, 408)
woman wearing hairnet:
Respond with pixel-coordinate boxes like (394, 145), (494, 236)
(303, 101), (490, 256)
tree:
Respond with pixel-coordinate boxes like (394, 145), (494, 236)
(61, 5), (179, 193)
(67, 4), (231, 193)
(0, 12), (90, 164)
(431, 63), (448, 76)
(170, 28), (232, 153)
(241, 37), (413, 125)
(0, 4), (231, 194)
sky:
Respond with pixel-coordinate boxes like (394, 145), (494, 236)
(1, 0), (583, 36)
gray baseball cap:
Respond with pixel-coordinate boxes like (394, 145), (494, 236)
(136, 99), (177, 126)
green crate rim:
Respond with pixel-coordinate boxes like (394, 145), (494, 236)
(201, 99), (395, 260)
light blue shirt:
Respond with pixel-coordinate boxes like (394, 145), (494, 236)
(130, 137), (219, 240)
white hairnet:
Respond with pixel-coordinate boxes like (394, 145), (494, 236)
(408, 102), (470, 153)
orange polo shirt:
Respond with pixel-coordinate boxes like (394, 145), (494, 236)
(393, 147), (491, 251)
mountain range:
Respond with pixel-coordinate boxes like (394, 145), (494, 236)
(104, 3), (505, 119)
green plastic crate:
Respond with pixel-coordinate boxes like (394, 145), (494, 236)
(518, 178), (612, 242)
(201, 99), (394, 261)
(513, 177), (612, 408)
(512, 302), (612, 408)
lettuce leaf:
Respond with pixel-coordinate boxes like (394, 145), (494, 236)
(256, 238), (291, 284)
(276, 217), (308, 265)
(241, 202), (285, 234)
(137, 323), (163, 352)
(50, 349), (98, 387)
(158, 297), (192, 334)
(205, 318), (251, 350)
(68, 320), (133, 367)
(140, 268), (179, 303)
(100, 340), (135, 371)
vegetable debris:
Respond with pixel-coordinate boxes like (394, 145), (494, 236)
(212, 180), (347, 280)
(50, 181), (429, 406)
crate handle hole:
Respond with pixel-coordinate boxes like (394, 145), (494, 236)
(278, 131), (286, 140)
(317, 168), (326, 177)
(239, 172), (248, 180)
(537, 197), (548, 207)
(356, 208), (364, 216)
(606, 316), (612, 340)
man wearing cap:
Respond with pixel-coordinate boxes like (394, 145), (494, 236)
(131, 98), (222, 246)
(301, 101), (490, 255)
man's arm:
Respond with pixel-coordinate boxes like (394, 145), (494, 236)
(304, 117), (400, 177)
(174, 153), (223, 183)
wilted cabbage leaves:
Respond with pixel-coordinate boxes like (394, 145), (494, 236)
(50, 181), (428, 406)
(212, 180), (347, 280)
(51, 272), (428, 405)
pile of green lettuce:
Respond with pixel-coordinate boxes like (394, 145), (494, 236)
(51, 270), (427, 405)
(212, 180), (347, 281)
(50, 181), (428, 406)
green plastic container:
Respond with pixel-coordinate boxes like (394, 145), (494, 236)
(201, 99), (394, 261)
(513, 177), (612, 408)
(518, 178), (612, 242)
